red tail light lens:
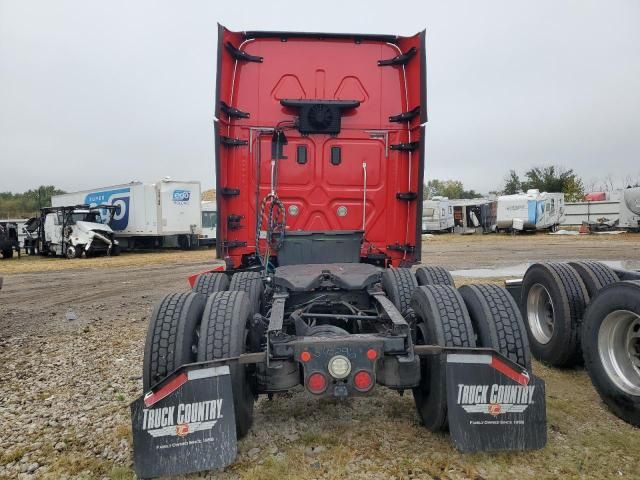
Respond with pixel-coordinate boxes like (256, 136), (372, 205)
(353, 371), (373, 392)
(366, 348), (378, 361)
(307, 372), (327, 394)
(300, 351), (312, 362)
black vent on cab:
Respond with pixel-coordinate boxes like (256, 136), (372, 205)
(280, 99), (360, 134)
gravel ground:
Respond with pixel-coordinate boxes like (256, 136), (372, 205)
(1, 234), (639, 479)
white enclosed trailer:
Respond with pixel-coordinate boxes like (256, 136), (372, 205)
(562, 200), (620, 227)
(52, 180), (202, 249)
(619, 187), (640, 231)
(422, 197), (454, 232)
(497, 190), (565, 231)
(199, 201), (217, 246)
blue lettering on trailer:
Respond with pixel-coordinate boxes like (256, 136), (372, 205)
(84, 188), (131, 231)
(172, 189), (191, 205)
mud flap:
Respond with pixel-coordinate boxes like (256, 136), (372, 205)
(446, 352), (547, 452)
(130, 365), (237, 478)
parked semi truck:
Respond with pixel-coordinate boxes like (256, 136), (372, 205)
(129, 26), (551, 479)
(51, 180), (202, 249)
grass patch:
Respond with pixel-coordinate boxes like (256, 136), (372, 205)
(1, 447), (26, 464)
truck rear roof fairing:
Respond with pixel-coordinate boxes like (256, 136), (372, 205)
(214, 25), (427, 268)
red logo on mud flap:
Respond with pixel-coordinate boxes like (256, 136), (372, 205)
(176, 423), (190, 437)
(488, 403), (502, 416)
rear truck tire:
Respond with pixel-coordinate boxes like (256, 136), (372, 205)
(459, 283), (531, 370)
(193, 272), (230, 296)
(142, 291), (206, 391)
(568, 261), (619, 299)
(521, 262), (589, 367)
(410, 285), (476, 431)
(229, 271), (264, 315)
(415, 265), (454, 286)
(65, 245), (78, 259)
(382, 267), (418, 315)
(581, 281), (640, 426)
(198, 291), (255, 438)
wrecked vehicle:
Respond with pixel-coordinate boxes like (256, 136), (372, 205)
(38, 205), (120, 258)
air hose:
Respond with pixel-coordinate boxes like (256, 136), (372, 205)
(255, 128), (287, 270)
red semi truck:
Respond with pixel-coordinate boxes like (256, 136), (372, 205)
(130, 25), (640, 478)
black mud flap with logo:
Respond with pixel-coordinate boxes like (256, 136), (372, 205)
(446, 352), (547, 452)
(130, 364), (237, 478)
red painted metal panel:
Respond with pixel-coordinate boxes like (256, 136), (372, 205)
(215, 26), (427, 268)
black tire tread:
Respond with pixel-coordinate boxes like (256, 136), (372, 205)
(382, 268), (418, 315)
(415, 285), (475, 347)
(229, 271), (264, 314)
(199, 291), (247, 359)
(193, 272), (229, 295)
(415, 265), (454, 286)
(460, 283), (531, 369)
(411, 285), (475, 432)
(198, 291), (254, 437)
(143, 292), (205, 390)
(568, 261), (619, 298)
(522, 262), (589, 366)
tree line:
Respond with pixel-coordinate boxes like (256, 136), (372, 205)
(0, 186), (66, 219)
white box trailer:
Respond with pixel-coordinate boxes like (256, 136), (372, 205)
(497, 190), (565, 231)
(422, 197), (454, 232)
(199, 201), (217, 246)
(51, 180), (202, 249)
(619, 187), (640, 231)
(562, 200), (621, 226)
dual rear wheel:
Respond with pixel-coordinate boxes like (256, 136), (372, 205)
(521, 261), (640, 426)
(383, 267), (531, 431)
(143, 271), (262, 438)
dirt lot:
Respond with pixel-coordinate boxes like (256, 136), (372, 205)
(1, 234), (639, 479)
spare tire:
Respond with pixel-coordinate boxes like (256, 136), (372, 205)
(415, 265), (454, 286)
(459, 283), (531, 370)
(193, 272), (229, 296)
(143, 291), (206, 391)
(198, 291), (255, 438)
(382, 268), (418, 315)
(521, 262), (588, 367)
(229, 271), (264, 315)
(568, 261), (619, 299)
(410, 285), (476, 431)
(582, 281), (640, 426)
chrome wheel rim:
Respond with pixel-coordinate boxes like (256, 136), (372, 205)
(597, 310), (640, 396)
(527, 283), (555, 344)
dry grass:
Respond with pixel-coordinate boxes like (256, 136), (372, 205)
(0, 249), (219, 275)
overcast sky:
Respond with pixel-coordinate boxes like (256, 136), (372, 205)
(1, 0), (639, 194)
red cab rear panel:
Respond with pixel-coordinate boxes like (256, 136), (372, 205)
(215, 25), (426, 268)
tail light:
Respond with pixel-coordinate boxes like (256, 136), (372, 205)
(307, 372), (327, 394)
(353, 371), (373, 392)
